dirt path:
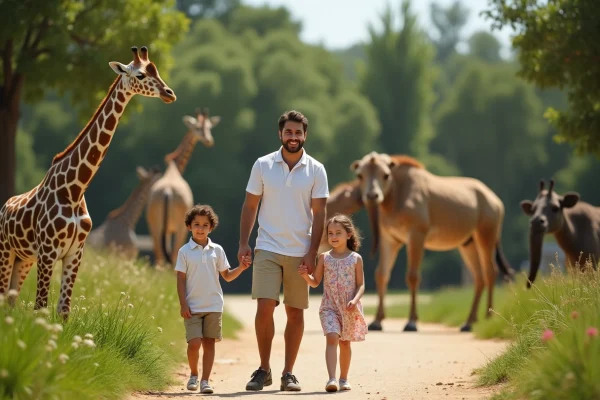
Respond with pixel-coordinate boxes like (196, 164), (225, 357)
(129, 294), (507, 400)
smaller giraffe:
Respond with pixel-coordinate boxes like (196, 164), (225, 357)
(0, 46), (176, 317)
(146, 108), (220, 265)
(87, 165), (162, 259)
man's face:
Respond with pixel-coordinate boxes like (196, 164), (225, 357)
(279, 121), (306, 153)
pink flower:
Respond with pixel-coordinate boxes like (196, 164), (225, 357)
(571, 311), (579, 320)
(541, 329), (554, 342)
(586, 327), (598, 338)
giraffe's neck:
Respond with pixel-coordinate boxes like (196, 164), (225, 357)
(167, 132), (198, 174)
(108, 178), (156, 229)
(50, 77), (133, 204)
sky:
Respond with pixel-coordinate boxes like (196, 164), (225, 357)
(243, 0), (516, 56)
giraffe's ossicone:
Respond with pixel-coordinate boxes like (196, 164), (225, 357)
(0, 46), (176, 318)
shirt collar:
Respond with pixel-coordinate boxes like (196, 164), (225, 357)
(187, 237), (215, 250)
(274, 146), (308, 165)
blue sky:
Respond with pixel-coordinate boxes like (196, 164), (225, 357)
(243, 0), (515, 56)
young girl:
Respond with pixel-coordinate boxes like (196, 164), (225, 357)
(298, 213), (368, 392)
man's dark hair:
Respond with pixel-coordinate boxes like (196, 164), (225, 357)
(184, 204), (219, 229)
(278, 110), (308, 133)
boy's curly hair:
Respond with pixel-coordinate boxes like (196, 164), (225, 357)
(184, 204), (219, 229)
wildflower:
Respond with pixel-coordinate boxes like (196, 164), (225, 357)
(58, 354), (69, 364)
(39, 308), (50, 316)
(73, 335), (82, 343)
(0, 369), (8, 378)
(45, 361), (52, 369)
(571, 311), (579, 319)
(47, 339), (57, 350)
(83, 339), (96, 348)
(93, 363), (99, 367)
(84, 333), (93, 339)
(120, 292), (127, 297)
(51, 323), (63, 333)
(541, 329), (554, 342)
(586, 327), (599, 338)
(127, 303), (134, 309)
(81, 307), (87, 312)
(157, 327), (163, 333)
(4, 316), (14, 325)
(71, 342), (79, 350)
(79, 295), (86, 301)
(17, 340), (26, 349)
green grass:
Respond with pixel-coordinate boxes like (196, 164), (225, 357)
(365, 259), (600, 399)
(0, 248), (242, 400)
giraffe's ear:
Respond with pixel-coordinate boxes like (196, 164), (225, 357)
(209, 116), (221, 127)
(109, 62), (129, 76)
(183, 115), (197, 130)
(136, 166), (149, 179)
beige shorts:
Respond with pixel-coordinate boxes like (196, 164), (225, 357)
(183, 312), (222, 342)
(251, 249), (309, 310)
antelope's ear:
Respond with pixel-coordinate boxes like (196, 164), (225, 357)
(561, 192), (580, 209)
(109, 62), (129, 75)
(136, 166), (148, 179)
(183, 116), (197, 130)
(209, 116), (221, 127)
(520, 200), (534, 216)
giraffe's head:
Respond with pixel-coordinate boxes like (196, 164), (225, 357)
(182, 107), (221, 148)
(109, 46), (176, 103)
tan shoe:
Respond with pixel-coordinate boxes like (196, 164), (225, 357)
(325, 378), (338, 392)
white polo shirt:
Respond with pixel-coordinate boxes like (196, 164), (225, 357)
(174, 237), (230, 313)
(246, 147), (329, 257)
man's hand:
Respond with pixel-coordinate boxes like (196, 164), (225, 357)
(238, 243), (252, 267)
(300, 251), (317, 275)
(346, 299), (357, 310)
(298, 265), (309, 276)
(180, 304), (192, 319)
(240, 256), (252, 270)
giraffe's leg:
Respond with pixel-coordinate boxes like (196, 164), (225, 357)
(34, 254), (58, 310)
(8, 259), (35, 306)
(172, 225), (188, 266)
(0, 245), (17, 299)
(458, 240), (484, 332)
(57, 247), (84, 318)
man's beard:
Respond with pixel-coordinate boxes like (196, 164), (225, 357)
(282, 139), (304, 153)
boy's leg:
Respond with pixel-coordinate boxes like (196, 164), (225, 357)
(326, 333), (340, 380)
(187, 338), (202, 377)
(280, 254), (309, 391)
(200, 338), (215, 381)
(184, 313), (205, 380)
(339, 340), (351, 380)
(200, 312), (222, 382)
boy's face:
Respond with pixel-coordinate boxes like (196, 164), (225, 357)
(188, 215), (212, 243)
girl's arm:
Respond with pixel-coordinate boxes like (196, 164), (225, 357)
(347, 254), (365, 309)
(298, 253), (325, 288)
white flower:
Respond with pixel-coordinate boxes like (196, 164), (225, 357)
(17, 340), (26, 349)
(93, 363), (99, 367)
(45, 361), (52, 369)
(58, 354), (69, 364)
(127, 303), (133, 309)
(4, 316), (14, 325)
(157, 327), (163, 333)
(71, 342), (79, 350)
(39, 308), (50, 316)
(73, 335), (82, 343)
(34, 318), (47, 327)
(79, 295), (86, 301)
(47, 339), (57, 350)
(83, 339), (95, 348)
(120, 292), (127, 296)
(84, 333), (93, 339)
(51, 324), (63, 333)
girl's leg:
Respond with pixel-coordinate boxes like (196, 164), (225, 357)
(200, 338), (216, 381)
(339, 340), (351, 380)
(325, 333), (339, 379)
(187, 338), (202, 376)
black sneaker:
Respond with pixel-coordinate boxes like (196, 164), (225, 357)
(245, 367), (272, 391)
(280, 372), (301, 391)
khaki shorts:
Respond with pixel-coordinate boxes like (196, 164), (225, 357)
(183, 312), (222, 342)
(251, 249), (309, 309)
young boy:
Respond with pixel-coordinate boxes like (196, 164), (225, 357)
(175, 204), (251, 393)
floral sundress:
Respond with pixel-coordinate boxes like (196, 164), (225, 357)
(319, 251), (368, 342)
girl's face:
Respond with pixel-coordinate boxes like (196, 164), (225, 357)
(327, 222), (350, 250)
(188, 215), (212, 243)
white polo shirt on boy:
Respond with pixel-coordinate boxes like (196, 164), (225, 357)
(246, 147), (329, 257)
(174, 237), (230, 313)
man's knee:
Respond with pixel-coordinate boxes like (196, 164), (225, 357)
(285, 305), (304, 324)
(188, 337), (202, 350)
(256, 298), (276, 320)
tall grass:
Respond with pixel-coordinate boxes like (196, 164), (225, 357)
(0, 249), (241, 400)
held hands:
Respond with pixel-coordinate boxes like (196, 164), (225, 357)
(346, 299), (357, 310)
(238, 244), (252, 268)
(300, 251), (317, 275)
(180, 304), (192, 319)
(240, 255), (252, 270)
(297, 264), (309, 276)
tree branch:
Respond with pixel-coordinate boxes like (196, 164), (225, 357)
(30, 17), (49, 52)
(70, 34), (97, 47)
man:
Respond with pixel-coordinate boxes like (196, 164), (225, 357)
(238, 110), (329, 392)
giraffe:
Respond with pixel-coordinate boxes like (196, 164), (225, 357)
(0, 46), (176, 317)
(145, 108), (220, 265)
(87, 165), (162, 260)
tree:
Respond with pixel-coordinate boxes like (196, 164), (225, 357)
(483, 0), (600, 156)
(0, 0), (188, 204)
(468, 31), (502, 63)
(176, 0), (239, 20)
(429, 0), (470, 62)
(359, 0), (437, 158)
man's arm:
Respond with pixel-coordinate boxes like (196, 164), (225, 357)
(309, 197), (327, 255)
(238, 191), (261, 264)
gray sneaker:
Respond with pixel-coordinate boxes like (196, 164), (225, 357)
(200, 380), (213, 394)
(339, 378), (351, 390)
(246, 367), (272, 391)
(186, 375), (199, 391)
(280, 372), (301, 391)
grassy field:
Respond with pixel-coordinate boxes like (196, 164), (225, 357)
(0, 248), (242, 400)
(366, 260), (600, 399)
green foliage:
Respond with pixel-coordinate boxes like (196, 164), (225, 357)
(468, 31), (502, 63)
(359, 0), (437, 158)
(15, 129), (45, 195)
(0, 0), (189, 116)
(0, 249), (241, 399)
(429, 0), (470, 62)
(484, 0), (600, 156)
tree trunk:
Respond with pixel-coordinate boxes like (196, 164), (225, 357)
(0, 75), (24, 205)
